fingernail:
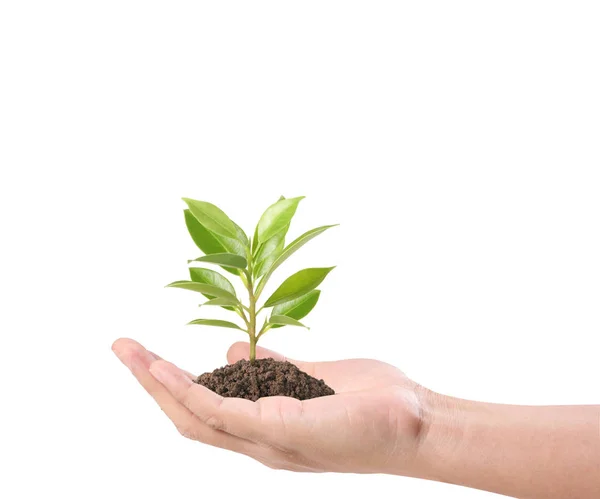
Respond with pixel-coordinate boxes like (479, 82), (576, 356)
(121, 349), (158, 375)
(137, 349), (159, 369)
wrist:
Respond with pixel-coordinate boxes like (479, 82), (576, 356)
(407, 387), (600, 498)
(407, 385), (471, 483)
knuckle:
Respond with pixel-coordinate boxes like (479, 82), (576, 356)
(203, 414), (225, 431)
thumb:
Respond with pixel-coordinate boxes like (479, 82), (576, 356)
(226, 342), (311, 373)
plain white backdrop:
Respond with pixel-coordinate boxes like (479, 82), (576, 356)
(1, 2), (599, 498)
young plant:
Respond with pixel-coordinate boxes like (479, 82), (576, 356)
(167, 196), (337, 363)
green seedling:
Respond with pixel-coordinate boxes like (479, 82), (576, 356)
(167, 196), (337, 363)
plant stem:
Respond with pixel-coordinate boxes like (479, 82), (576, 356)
(246, 267), (257, 363)
(249, 334), (256, 363)
(248, 296), (257, 363)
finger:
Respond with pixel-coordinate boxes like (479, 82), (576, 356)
(149, 359), (293, 447)
(226, 343), (401, 393)
(147, 349), (196, 380)
(112, 338), (255, 453)
(112, 338), (198, 426)
(227, 342), (340, 381)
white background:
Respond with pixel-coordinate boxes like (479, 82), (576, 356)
(1, 2), (599, 498)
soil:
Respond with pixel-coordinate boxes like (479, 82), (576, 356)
(195, 358), (335, 401)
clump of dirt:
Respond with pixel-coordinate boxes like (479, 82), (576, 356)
(196, 358), (335, 401)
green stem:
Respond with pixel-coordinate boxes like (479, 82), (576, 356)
(249, 335), (256, 363)
(246, 265), (257, 363)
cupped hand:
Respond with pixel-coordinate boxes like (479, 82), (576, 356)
(112, 338), (426, 474)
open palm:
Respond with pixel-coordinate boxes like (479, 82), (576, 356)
(113, 338), (425, 474)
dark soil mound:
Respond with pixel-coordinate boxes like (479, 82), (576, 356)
(195, 358), (335, 401)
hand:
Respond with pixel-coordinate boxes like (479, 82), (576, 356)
(112, 338), (426, 474)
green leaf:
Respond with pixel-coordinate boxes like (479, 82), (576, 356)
(214, 232), (246, 258)
(189, 268), (236, 296)
(200, 297), (240, 308)
(257, 196), (304, 244)
(183, 198), (238, 239)
(251, 224), (260, 255)
(187, 319), (244, 330)
(253, 231), (285, 277)
(188, 268), (237, 311)
(189, 253), (247, 270)
(206, 232), (247, 276)
(252, 195), (286, 258)
(184, 209), (240, 276)
(269, 225), (337, 275)
(268, 315), (308, 328)
(256, 225), (337, 295)
(184, 209), (227, 255)
(166, 280), (238, 302)
(253, 196), (294, 276)
(263, 267), (335, 307)
(271, 289), (320, 328)
(232, 221), (249, 248)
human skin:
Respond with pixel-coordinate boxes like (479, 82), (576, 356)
(112, 338), (600, 498)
